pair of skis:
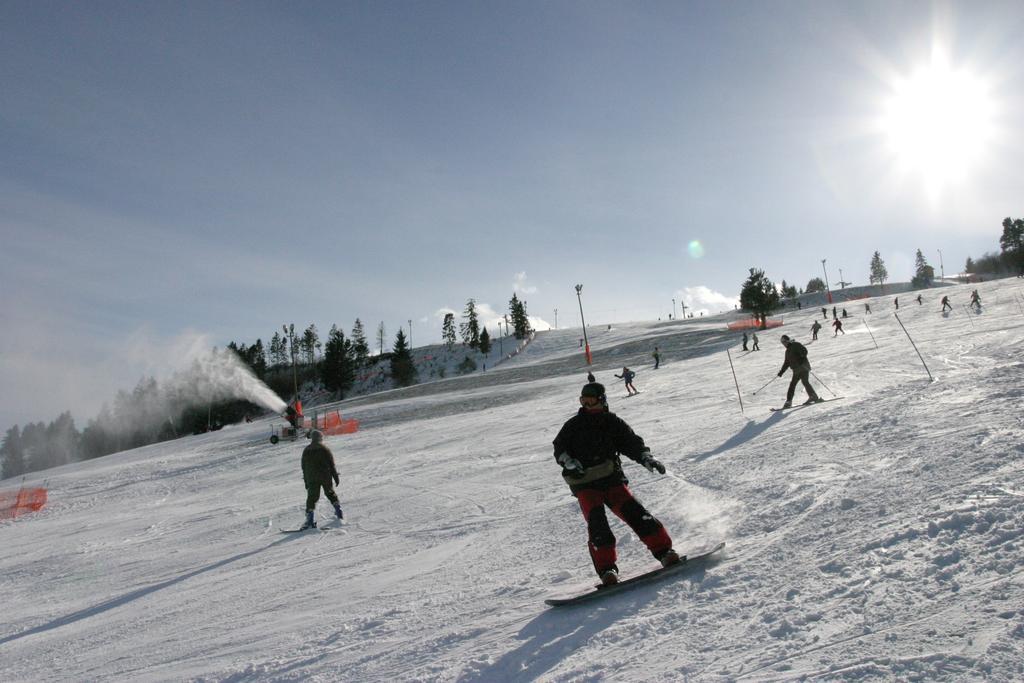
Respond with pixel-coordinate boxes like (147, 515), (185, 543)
(769, 397), (843, 412)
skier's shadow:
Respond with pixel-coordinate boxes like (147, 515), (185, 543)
(687, 412), (784, 463)
(456, 578), (670, 682)
(0, 536), (293, 646)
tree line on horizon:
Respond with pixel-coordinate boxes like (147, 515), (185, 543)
(2, 296), (532, 480)
(738, 216), (1021, 327)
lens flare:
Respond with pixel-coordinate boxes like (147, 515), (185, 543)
(687, 240), (705, 259)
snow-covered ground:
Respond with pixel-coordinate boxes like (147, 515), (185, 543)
(2, 278), (1023, 682)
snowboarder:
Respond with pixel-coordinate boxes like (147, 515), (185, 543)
(742, 332), (749, 351)
(832, 318), (845, 336)
(776, 335), (822, 409)
(941, 295), (953, 312)
(652, 346), (661, 369)
(810, 320), (822, 341)
(552, 382), (680, 586)
(751, 332), (760, 351)
(614, 367), (638, 396)
(299, 430), (344, 529)
(970, 290), (982, 310)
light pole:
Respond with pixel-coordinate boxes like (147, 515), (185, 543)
(575, 284), (592, 365)
(838, 268), (845, 289)
(937, 249), (944, 282)
(821, 259), (833, 304)
(553, 308), (558, 329)
(672, 298), (676, 320)
(408, 320), (412, 349)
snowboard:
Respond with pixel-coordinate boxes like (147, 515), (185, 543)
(769, 397), (843, 412)
(545, 541), (725, 607)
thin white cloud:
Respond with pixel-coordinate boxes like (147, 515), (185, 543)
(513, 272), (538, 295)
(674, 286), (739, 317)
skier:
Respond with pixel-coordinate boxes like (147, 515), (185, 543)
(776, 335), (822, 409)
(941, 295), (953, 312)
(832, 306), (837, 320)
(751, 332), (760, 351)
(821, 307), (828, 319)
(810, 320), (822, 341)
(832, 318), (845, 336)
(652, 346), (661, 369)
(299, 430), (344, 529)
(894, 297), (899, 310)
(552, 382), (680, 586)
(841, 308), (848, 318)
(865, 303), (871, 314)
(587, 371), (596, 383)
(614, 367), (638, 396)
(970, 290), (982, 310)
(916, 294), (923, 305)
(742, 332), (749, 351)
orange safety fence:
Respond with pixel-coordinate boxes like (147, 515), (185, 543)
(312, 411), (360, 436)
(727, 318), (784, 331)
(0, 487), (48, 520)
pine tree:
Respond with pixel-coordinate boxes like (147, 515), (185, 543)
(509, 294), (530, 339)
(911, 249), (935, 288)
(805, 277), (825, 293)
(390, 328), (418, 387)
(350, 319), (370, 368)
(269, 332), (286, 366)
(460, 299), (480, 348)
(739, 267), (780, 328)
(442, 313), (457, 351)
(321, 325), (355, 397)
(301, 324), (320, 365)
(250, 339), (267, 378)
(1, 425), (26, 479)
(479, 327), (491, 354)
(869, 251), (888, 287)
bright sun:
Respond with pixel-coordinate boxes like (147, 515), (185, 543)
(881, 56), (995, 196)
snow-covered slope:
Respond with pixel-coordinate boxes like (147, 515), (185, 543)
(2, 279), (1023, 682)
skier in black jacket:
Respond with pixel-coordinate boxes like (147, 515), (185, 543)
(777, 335), (822, 408)
(552, 382), (680, 585)
(299, 430), (344, 529)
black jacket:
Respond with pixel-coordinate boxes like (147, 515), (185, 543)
(552, 409), (648, 493)
(779, 341), (810, 375)
(301, 443), (339, 487)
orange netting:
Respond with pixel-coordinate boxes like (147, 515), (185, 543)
(312, 411), (360, 436)
(0, 487), (48, 520)
(727, 318), (784, 331)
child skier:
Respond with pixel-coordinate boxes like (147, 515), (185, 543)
(614, 367), (638, 396)
(777, 335), (822, 408)
(552, 382), (680, 585)
(299, 430), (344, 529)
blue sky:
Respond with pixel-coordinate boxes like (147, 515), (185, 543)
(2, 1), (1023, 432)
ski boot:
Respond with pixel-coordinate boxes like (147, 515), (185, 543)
(333, 503), (344, 520)
(299, 510), (316, 530)
(803, 397), (824, 405)
(782, 401), (792, 409)
(599, 568), (619, 586)
(659, 548), (683, 568)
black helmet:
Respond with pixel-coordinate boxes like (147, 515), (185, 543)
(780, 334), (791, 344)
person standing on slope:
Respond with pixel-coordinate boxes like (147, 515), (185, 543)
(810, 320), (822, 341)
(970, 290), (982, 310)
(652, 346), (661, 369)
(299, 430), (344, 529)
(552, 382), (680, 586)
(941, 295), (953, 312)
(776, 335), (822, 409)
(615, 367), (639, 396)
(742, 331), (749, 351)
(832, 318), (845, 336)
(751, 331), (760, 351)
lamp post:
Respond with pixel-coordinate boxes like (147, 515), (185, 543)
(821, 259), (833, 304)
(553, 308), (558, 329)
(937, 249), (944, 282)
(408, 319), (412, 350)
(575, 284), (592, 365)
(672, 298), (676, 320)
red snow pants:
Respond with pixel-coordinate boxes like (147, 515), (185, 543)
(576, 484), (672, 575)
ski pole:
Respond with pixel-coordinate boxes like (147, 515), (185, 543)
(726, 349), (744, 414)
(751, 375), (778, 395)
(809, 370), (836, 397)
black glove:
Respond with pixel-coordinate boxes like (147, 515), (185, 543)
(333, 473), (340, 486)
(777, 371), (784, 377)
(640, 451), (666, 474)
